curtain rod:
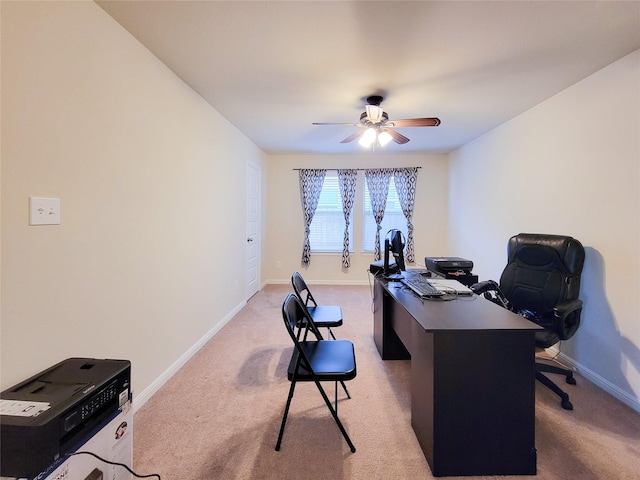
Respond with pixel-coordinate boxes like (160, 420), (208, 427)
(292, 167), (421, 171)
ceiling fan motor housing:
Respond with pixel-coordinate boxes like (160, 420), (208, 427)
(366, 95), (384, 106)
(360, 111), (388, 124)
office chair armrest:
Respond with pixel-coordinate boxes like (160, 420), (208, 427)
(554, 299), (583, 318)
(554, 299), (583, 340)
(470, 280), (499, 295)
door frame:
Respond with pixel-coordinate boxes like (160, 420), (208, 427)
(246, 161), (261, 299)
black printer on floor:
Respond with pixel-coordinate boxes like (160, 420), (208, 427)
(1, 357), (131, 478)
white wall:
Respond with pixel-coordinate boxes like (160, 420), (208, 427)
(265, 154), (449, 284)
(449, 50), (640, 410)
(1, 1), (267, 403)
(3, 1), (637, 416)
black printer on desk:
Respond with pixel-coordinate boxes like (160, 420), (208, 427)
(425, 257), (478, 287)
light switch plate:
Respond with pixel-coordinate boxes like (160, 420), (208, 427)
(29, 197), (61, 225)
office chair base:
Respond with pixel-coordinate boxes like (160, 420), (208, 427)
(537, 361), (576, 383)
(561, 397), (573, 410)
(535, 363), (575, 410)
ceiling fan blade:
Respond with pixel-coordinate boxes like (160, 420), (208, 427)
(387, 117), (441, 127)
(340, 130), (365, 144)
(313, 122), (362, 126)
(385, 129), (410, 144)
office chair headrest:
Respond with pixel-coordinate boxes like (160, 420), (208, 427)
(515, 244), (560, 267)
(508, 233), (585, 275)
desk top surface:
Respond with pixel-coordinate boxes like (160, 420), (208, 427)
(381, 279), (543, 332)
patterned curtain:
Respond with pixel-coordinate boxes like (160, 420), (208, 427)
(299, 169), (326, 266)
(337, 169), (357, 268)
(394, 167), (419, 263)
(364, 168), (393, 260)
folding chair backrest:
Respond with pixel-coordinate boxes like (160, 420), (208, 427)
(282, 293), (322, 344)
(291, 271), (317, 307)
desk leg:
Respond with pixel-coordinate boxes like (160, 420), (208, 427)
(373, 279), (410, 360)
(411, 326), (537, 477)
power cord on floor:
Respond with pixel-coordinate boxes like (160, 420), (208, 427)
(65, 451), (161, 480)
(367, 269), (377, 313)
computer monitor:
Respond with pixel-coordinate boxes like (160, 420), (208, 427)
(384, 229), (406, 279)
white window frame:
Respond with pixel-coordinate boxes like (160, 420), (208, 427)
(363, 176), (407, 252)
(309, 173), (354, 253)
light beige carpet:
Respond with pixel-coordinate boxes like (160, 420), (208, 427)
(132, 284), (640, 479)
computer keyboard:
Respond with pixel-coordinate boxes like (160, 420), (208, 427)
(401, 276), (443, 297)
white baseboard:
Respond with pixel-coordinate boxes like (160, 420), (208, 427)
(132, 300), (246, 412)
(551, 349), (640, 413)
(264, 279), (370, 286)
(132, 293), (640, 415)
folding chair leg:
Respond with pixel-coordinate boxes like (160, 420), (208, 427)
(314, 379), (356, 453)
(275, 380), (297, 451)
(339, 380), (350, 398)
(326, 328), (349, 398)
(333, 381), (353, 410)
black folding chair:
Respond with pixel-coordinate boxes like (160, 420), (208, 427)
(275, 293), (357, 453)
(292, 271), (343, 340)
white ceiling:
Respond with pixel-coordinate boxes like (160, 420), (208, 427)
(96, 1), (640, 155)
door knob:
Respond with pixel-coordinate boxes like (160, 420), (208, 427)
(247, 237), (254, 242)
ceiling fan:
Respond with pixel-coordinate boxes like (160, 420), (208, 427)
(313, 95), (440, 147)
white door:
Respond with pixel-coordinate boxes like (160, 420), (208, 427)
(246, 163), (260, 299)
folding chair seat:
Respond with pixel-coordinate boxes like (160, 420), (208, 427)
(291, 271), (343, 340)
(275, 293), (357, 453)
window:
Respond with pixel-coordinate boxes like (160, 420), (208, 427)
(363, 176), (407, 252)
(309, 174), (354, 252)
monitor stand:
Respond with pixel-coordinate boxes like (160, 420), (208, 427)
(386, 272), (404, 282)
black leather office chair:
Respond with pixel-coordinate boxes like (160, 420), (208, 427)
(471, 233), (585, 410)
(275, 294), (357, 452)
(292, 271), (343, 340)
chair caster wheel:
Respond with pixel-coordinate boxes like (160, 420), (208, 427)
(561, 397), (573, 410)
(566, 376), (576, 385)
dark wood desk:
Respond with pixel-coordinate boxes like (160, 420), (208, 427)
(373, 278), (542, 477)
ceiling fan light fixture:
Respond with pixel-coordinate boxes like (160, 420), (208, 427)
(378, 130), (392, 147)
(359, 127), (377, 148)
(365, 104), (383, 124)
(313, 94), (439, 148)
